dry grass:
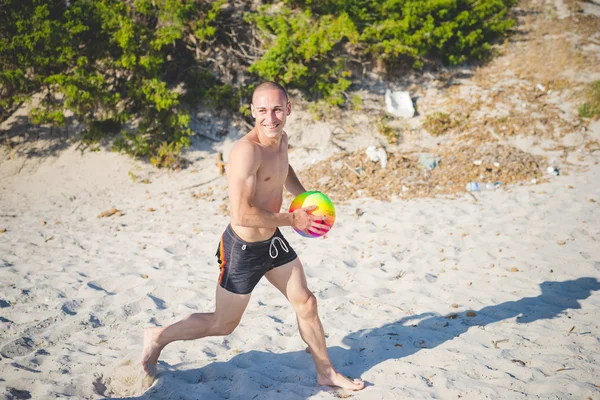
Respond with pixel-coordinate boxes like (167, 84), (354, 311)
(578, 81), (600, 119)
(502, 1), (598, 83)
(431, 0), (598, 141)
(375, 114), (405, 144)
(297, 142), (546, 202)
(423, 112), (466, 136)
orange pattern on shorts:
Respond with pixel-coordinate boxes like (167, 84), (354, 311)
(218, 234), (226, 284)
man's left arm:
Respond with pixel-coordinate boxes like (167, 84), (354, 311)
(285, 165), (306, 197)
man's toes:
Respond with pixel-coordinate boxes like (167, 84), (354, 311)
(348, 378), (364, 390)
(142, 361), (157, 377)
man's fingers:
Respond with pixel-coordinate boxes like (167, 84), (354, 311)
(301, 205), (317, 212)
(310, 215), (333, 225)
(319, 214), (333, 223)
(308, 226), (330, 236)
(311, 222), (330, 231)
(309, 223), (331, 235)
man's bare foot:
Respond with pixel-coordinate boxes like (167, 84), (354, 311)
(317, 370), (365, 391)
(141, 328), (163, 376)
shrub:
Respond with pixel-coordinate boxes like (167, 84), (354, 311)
(246, 7), (358, 105)
(246, 0), (518, 106)
(578, 80), (600, 119)
(0, 0), (230, 167)
(1, 0), (518, 165)
(376, 114), (404, 144)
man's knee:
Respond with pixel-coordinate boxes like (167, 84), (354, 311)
(212, 319), (240, 336)
(294, 292), (318, 320)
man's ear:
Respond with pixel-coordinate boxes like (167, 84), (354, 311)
(250, 103), (256, 118)
(286, 101), (291, 116)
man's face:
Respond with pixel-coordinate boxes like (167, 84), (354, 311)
(251, 88), (291, 139)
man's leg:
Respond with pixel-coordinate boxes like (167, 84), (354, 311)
(141, 284), (251, 375)
(265, 258), (364, 391)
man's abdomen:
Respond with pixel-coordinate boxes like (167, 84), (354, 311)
(230, 224), (278, 242)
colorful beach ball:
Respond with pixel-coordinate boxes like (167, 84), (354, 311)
(289, 191), (336, 238)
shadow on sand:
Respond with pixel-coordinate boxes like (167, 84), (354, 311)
(115, 277), (599, 399)
(1, 113), (232, 165)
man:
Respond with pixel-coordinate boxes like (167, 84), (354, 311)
(141, 81), (364, 391)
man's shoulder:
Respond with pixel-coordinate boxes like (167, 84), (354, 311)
(231, 136), (261, 159)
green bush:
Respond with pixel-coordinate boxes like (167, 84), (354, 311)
(1, 0), (518, 166)
(1, 0), (232, 167)
(247, 0), (518, 104)
(284, 0), (517, 65)
(246, 7), (358, 105)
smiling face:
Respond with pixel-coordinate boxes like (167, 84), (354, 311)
(251, 85), (291, 140)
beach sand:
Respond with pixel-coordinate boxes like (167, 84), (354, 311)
(1, 125), (599, 399)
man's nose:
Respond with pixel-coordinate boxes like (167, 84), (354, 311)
(267, 111), (278, 121)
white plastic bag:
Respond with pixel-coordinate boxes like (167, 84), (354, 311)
(385, 89), (415, 118)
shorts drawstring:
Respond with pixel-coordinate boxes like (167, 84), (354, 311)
(269, 237), (289, 259)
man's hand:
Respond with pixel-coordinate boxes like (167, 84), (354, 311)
(291, 205), (331, 236)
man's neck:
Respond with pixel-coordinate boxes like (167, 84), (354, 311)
(255, 128), (282, 150)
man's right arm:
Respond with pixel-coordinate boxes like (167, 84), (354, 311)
(228, 140), (293, 229)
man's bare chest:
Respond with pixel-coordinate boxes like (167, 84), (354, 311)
(256, 152), (288, 189)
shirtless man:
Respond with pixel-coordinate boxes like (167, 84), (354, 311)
(141, 81), (364, 391)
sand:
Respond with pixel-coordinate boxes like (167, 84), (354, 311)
(1, 125), (599, 399)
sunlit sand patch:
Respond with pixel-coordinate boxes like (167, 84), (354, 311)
(99, 352), (157, 397)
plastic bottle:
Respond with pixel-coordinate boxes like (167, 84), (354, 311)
(465, 182), (497, 192)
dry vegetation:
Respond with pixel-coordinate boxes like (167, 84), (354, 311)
(298, 142), (546, 202)
(293, 0), (599, 203)
(195, 0), (599, 210)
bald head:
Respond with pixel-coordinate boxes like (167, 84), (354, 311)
(251, 81), (288, 104)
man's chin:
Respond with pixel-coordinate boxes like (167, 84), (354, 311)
(262, 128), (282, 138)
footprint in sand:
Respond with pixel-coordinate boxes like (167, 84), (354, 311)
(89, 315), (102, 328)
(61, 299), (81, 316)
(7, 388), (32, 399)
(1, 337), (36, 358)
(163, 242), (189, 255)
(121, 301), (143, 317)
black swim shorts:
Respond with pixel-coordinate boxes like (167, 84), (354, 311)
(215, 224), (298, 294)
